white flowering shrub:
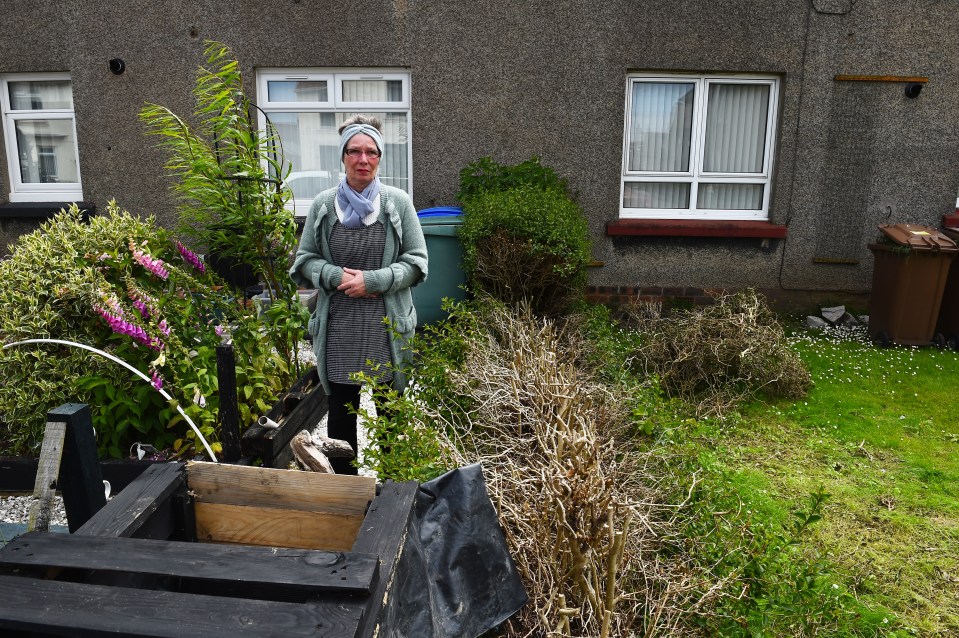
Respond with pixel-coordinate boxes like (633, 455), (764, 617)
(0, 202), (286, 458)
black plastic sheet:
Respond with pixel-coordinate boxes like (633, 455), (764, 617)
(381, 464), (528, 637)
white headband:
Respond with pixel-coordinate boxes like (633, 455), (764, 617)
(339, 124), (384, 159)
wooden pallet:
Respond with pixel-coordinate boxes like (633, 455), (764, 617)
(0, 461), (418, 638)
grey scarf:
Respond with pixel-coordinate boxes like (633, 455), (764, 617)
(336, 176), (381, 228)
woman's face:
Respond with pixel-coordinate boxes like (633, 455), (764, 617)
(343, 133), (381, 191)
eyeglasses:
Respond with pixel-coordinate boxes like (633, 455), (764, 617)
(344, 148), (381, 159)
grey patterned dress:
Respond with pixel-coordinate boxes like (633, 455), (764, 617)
(325, 220), (393, 385)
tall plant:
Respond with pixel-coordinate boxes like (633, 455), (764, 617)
(139, 40), (305, 379)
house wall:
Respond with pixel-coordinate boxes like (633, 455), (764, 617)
(1, 0), (957, 296)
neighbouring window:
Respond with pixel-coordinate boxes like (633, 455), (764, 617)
(257, 69), (411, 215)
(620, 73), (779, 220)
(1, 73), (83, 202)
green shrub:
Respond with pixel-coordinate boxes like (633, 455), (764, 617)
(0, 203), (287, 458)
(457, 155), (568, 201)
(459, 185), (591, 316)
(354, 299), (479, 482)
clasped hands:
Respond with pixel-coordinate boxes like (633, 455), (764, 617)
(338, 267), (378, 298)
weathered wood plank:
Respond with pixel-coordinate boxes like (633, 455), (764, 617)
(75, 462), (185, 539)
(53, 403), (107, 532)
(352, 480), (419, 638)
(194, 502), (362, 551)
(0, 531), (378, 597)
(0, 574), (364, 638)
(186, 461), (375, 516)
(27, 420), (66, 533)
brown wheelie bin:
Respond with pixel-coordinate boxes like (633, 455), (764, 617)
(936, 226), (959, 349)
(867, 223), (957, 347)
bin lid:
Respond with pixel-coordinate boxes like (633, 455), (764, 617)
(418, 206), (462, 217)
(417, 206), (463, 227)
(878, 223), (958, 252)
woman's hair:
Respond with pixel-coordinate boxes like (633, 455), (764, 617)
(338, 115), (383, 135)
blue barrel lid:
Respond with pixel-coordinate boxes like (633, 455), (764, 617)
(417, 206), (463, 218)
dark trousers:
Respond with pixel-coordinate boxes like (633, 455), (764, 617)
(327, 381), (399, 475)
(327, 382), (362, 475)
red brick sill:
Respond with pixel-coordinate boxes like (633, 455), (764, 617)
(606, 219), (788, 239)
(943, 212), (959, 228)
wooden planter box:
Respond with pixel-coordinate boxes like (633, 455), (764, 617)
(0, 461), (417, 638)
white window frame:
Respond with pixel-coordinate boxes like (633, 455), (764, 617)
(1, 72), (83, 202)
(256, 69), (412, 216)
(620, 73), (779, 221)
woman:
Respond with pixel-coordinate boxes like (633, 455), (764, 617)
(290, 116), (427, 474)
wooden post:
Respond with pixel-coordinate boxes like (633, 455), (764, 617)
(27, 420), (66, 532)
(51, 403), (107, 532)
(216, 341), (242, 463)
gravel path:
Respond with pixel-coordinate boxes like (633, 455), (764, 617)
(0, 494), (67, 526)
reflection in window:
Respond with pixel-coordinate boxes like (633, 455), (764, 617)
(2, 73), (82, 201)
(621, 74), (778, 220)
(259, 71), (411, 215)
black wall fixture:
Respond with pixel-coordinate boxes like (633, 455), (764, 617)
(109, 58), (126, 75)
(904, 82), (923, 99)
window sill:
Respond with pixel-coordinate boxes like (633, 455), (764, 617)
(606, 219), (787, 238)
(0, 201), (96, 220)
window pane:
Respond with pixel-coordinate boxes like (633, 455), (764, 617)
(268, 111), (409, 198)
(623, 182), (690, 209)
(14, 119), (79, 184)
(8, 80), (73, 110)
(702, 84), (769, 173)
(627, 82), (694, 172)
(696, 183), (763, 210)
(267, 80), (328, 103)
(342, 79), (403, 103)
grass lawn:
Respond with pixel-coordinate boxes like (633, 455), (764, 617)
(676, 324), (959, 635)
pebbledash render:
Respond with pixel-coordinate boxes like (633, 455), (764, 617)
(2, 0), (958, 307)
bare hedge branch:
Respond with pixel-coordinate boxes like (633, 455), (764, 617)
(623, 289), (811, 418)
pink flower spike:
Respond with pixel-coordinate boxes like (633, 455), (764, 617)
(132, 248), (170, 280)
(176, 241), (206, 273)
(151, 371), (164, 391)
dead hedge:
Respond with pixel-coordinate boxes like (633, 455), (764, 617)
(623, 289), (811, 418)
(421, 301), (710, 637)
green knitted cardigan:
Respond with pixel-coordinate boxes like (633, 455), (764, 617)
(290, 185), (428, 394)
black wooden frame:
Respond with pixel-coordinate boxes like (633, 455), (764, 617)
(0, 461), (418, 638)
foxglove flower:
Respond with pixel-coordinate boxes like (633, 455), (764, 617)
(176, 241), (206, 273)
(95, 305), (153, 348)
(129, 240), (169, 280)
(132, 300), (149, 319)
(128, 287), (158, 320)
(95, 298), (164, 352)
